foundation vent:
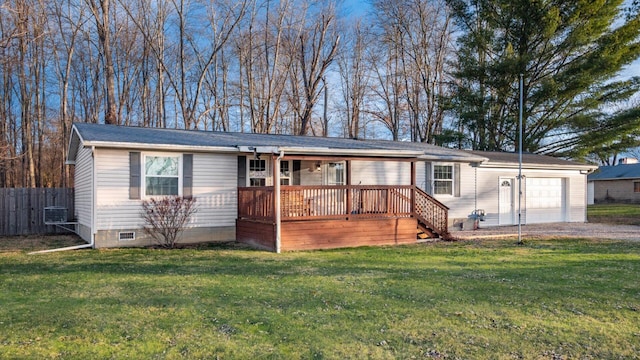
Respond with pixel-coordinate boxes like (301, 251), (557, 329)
(118, 232), (136, 241)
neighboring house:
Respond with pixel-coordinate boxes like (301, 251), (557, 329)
(588, 163), (640, 204)
(67, 123), (595, 251)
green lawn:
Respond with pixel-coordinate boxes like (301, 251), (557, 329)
(588, 203), (640, 225)
(1, 239), (639, 359)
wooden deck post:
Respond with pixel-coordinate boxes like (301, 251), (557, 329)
(346, 160), (352, 219)
(272, 154), (278, 251)
(411, 161), (416, 215)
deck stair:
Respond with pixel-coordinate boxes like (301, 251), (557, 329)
(413, 187), (451, 240)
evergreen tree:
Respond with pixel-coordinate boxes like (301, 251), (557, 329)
(447, 0), (640, 157)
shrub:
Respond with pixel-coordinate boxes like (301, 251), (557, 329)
(141, 196), (197, 248)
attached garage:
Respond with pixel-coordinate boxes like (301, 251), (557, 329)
(525, 177), (566, 223)
(463, 151), (596, 228)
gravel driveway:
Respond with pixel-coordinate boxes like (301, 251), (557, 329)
(450, 222), (640, 242)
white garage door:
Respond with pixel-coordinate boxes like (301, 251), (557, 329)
(526, 178), (566, 223)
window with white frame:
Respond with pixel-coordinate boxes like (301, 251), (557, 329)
(280, 160), (291, 185)
(433, 164), (453, 195)
(144, 155), (181, 196)
(249, 159), (267, 186)
(325, 162), (345, 185)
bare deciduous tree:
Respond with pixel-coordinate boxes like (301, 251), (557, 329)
(337, 19), (370, 139)
(236, 0), (293, 134)
(287, 3), (339, 135)
(370, 0), (454, 143)
(85, 0), (118, 125)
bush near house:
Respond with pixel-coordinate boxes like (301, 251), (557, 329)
(1, 238), (639, 359)
(141, 196), (197, 248)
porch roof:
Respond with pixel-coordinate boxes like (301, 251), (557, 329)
(68, 123), (486, 162)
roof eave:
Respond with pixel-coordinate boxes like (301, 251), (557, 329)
(477, 161), (597, 171)
(589, 176), (640, 181)
(81, 140), (241, 153)
(276, 146), (424, 158)
(418, 154), (488, 163)
(66, 124), (84, 163)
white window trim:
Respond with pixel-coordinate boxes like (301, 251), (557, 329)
(323, 161), (346, 186)
(280, 160), (292, 185)
(432, 163), (454, 197)
(247, 157), (271, 186)
(142, 152), (183, 198)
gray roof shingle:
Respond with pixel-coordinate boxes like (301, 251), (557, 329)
(71, 123), (483, 161)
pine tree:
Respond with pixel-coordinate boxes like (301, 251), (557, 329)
(448, 0), (640, 157)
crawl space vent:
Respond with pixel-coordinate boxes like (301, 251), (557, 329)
(118, 232), (136, 241)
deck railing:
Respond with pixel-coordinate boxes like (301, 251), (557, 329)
(238, 185), (450, 237)
(281, 185), (413, 220)
(238, 185), (413, 221)
(237, 187), (274, 221)
(414, 187), (449, 237)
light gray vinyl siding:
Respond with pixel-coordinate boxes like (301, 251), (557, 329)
(567, 173), (587, 222)
(351, 161), (410, 185)
(95, 149), (238, 231)
(74, 145), (93, 234)
(474, 168), (503, 226)
(416, 162), (426, 191)
(299, 160), (323, 185)
(190, 153), (237, 226)
(433, 162), (476, 220)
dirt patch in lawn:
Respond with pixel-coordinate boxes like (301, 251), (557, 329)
(0, 234), (87, 252)
(587, 215), (640, 226)
(451, 222), (640, 242)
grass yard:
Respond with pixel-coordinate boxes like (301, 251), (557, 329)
(588, 203), (640, 225)
(1, 238), (639, 359)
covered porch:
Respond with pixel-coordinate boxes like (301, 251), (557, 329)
(236, 154), (449, 252)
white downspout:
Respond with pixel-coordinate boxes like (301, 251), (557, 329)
(28, 241), (93, 254)
(91, 146), (96, 249)
(275, 150), (284, 253)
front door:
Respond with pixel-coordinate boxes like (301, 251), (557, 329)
(499, 178), (514, 225)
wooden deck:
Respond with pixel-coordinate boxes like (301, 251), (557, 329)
(237, 185), (449, 251)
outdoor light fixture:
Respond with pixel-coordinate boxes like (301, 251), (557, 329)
(315, 161), (321, 171)
(249, 146), (260, 160)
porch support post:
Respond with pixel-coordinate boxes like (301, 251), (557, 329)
(411, 160), (416, 214)
(346, 160), (352, 218)
(274, 150), (284, 253)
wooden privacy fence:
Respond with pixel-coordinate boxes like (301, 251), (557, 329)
(0, 188), (74, 236)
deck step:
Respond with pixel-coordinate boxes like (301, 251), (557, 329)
(417, 223), (437, 239)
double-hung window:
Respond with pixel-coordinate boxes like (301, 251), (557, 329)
(433, 164), (453, 195)
(249, 159), (267, 186)
(144, 155), (181, 196)
(280, 161), (291, 185)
